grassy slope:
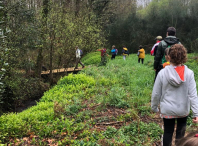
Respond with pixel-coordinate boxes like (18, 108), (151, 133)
(1, 53), (198, 145)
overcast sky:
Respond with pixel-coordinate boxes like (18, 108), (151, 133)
(137, 0), (152, 7)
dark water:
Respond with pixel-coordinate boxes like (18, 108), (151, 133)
(15, 99), (40, 113)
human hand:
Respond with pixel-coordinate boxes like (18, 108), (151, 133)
(193, 117), (198, 123)
(152, 108), (159, 113)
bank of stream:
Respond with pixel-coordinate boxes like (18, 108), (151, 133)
(14, 69), (81, 113)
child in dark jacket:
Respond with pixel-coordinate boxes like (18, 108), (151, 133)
(122, 46), (129, 60)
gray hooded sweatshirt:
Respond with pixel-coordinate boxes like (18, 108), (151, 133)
(151, 65), (198, 117)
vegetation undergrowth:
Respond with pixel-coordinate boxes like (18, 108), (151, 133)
(81, 52), (102, 66)
(1, 53), (198, 145)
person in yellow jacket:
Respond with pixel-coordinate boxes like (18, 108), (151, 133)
(138, 45), (145, 64)
(122, 46), (129, 60)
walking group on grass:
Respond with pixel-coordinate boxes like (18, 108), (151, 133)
(95, 44), (145, 66)
(74, 26), (198, 146)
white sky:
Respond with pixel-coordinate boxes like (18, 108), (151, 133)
(137, 0), (152, 7)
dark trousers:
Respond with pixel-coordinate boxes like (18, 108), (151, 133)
(154, 65), (163, 82)
(138, 58), (144, 64)
(75, 58), (84, 69)
(111, 55), (116, 60)
(163, 117), (187, 146)
(99, 55), (107, 66)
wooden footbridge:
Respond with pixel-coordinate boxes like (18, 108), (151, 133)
(41, 67), (83, 75)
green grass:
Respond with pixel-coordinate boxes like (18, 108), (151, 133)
(1, 53), (198, 145)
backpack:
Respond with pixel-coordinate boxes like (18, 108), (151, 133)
(111, 49), (116, 55)
(115, 49), (118, 55)
(102, 49), (106, 53)
(161, 41), (180, 64)
(80, 49), (83, 56)
(124, 50), (129, 54)
(137, 51), (140, 56)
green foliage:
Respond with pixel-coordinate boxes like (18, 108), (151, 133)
(185, 53), (198, 86)
(5, 53), (198, 145)
(105, 86), (129, 108)
(0, 102), (54, 142)
(0, 54), (162, 145)
(41, 74), (96, 103)
(81, 52), (102, 66)
(107, 0), (198, 53)
(100, 121), (162, 145)
(0, 1), (10, 114)
(6, 76), (48, 104)
(121, 121), (163, 145)
(3, 0), (198, 144)
(6, 1), (39, 70)
(138, 106), (152, 116)
(1, 0), (108, 112)
(41, 1), (107, 70)
(103, 126), (117, 139)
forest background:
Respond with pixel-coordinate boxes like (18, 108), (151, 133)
(0, 0), (198, 114)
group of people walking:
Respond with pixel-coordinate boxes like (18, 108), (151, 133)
(74, 27), (198, 146)
(111, 45), (146, 64)
(110, 45), (129, 60)
(151, 27), (198, 146)
(74, 43), (146, 68)
(96, 45), (130, 66)
(96, 27), (198, 146)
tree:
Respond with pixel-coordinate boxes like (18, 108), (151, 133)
(35, 0), (49, 78)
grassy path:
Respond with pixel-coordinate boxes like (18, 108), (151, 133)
(1, 53), (197, 145)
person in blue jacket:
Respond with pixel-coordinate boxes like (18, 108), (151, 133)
(111, 45), (116, 60)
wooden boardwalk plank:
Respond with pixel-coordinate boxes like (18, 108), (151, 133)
(41, 67), (83, 75)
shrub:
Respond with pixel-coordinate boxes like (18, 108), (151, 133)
(81, 52), (101, 66)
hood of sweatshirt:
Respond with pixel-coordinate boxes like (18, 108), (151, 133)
(164, 65), (185, 87)
(164, 36), (179, 45)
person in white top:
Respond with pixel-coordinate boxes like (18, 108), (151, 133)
(74, 46), (85, 69)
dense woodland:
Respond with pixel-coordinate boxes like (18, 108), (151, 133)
(1, 0), (198, 145)
(0, 0), (198, 113)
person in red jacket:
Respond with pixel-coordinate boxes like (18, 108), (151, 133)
(150, 36), (162, 56)
(97, 48), (108, 66)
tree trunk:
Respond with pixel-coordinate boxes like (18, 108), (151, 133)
(49, 28), (54, 85)
(35, 0), (49, 78)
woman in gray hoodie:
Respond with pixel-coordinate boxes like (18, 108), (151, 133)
(151, 44), (198, 146)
